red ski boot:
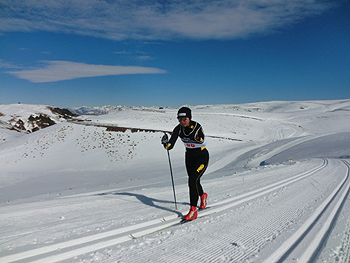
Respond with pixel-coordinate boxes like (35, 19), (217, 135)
(184, 206), (198, 221)
(200, 193), (208, 209)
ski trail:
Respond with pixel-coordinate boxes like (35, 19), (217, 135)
(299, 161), (350, 262)
(208, 134), (325, 174)
(200, 158), (328, 217)
(0, 159), (328, 263)
(245, 134), (326, 168)
(0, 214), (180, 263)
(108, 159), (348, 263)
(263, 160), (350, 263)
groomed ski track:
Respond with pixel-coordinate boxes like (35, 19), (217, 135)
(2, 158), (350, 262)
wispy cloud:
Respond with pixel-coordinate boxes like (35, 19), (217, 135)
(136, 56), (154, 61)
(7, 61), (166, 83)
(0, 0), (334, 40)
(0, 59), (23, 69)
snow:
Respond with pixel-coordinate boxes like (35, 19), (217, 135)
(1, 99), (350, 262)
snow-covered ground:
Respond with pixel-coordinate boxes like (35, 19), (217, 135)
(1, 100), (350, 262)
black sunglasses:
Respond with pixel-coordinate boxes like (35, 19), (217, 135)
(178, 117), (188, 122)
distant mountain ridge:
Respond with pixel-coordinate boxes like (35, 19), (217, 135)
(69, 105), (168, 115)
(68, 105), (127, 115)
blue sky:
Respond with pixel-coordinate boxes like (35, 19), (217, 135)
(1, 0), (349, 108)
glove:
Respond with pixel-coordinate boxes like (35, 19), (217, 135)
(161, 134), (169, 145)
(161, 134), (171, 150)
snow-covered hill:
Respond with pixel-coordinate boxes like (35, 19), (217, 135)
(0, 104), (77, 135)
(1, 99), (350, 262)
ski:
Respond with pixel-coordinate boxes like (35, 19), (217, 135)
(178, 206), (210, 224)
(129, 207), (211, 239)
(199, 206), (210, 211)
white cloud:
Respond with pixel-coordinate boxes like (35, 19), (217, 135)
(7, 61), (166, 83)
(0, 0), (334, 40)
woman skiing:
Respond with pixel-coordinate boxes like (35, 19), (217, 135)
(162, 107), (209, 221)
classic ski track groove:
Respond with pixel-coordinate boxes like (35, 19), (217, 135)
(0, 159), (334, 263)
(263, 159), (350, 263)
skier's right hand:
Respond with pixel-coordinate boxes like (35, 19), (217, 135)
(161, 134), (172, 150)
(161, 134), (169, 145)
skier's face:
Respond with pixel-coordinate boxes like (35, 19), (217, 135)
(178, 117), (190, 127)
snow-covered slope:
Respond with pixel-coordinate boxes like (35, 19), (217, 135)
(0, 104), (77, 135)
(1, 99), (350, 262)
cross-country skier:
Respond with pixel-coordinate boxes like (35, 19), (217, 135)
(162, 107), (209, 221)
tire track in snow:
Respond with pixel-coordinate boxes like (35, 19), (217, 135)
(263, 159), (350, 263)
(0, 160), (328, 263)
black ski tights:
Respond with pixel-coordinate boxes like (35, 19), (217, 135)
(185, 148), (209, 207)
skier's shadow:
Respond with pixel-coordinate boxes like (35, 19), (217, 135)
(98, 192), (186, 217)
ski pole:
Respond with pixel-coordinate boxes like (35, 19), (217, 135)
(166, 149), (178, 210)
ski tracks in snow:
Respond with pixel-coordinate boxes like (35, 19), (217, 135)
(263, 159), (350, 263)
(2, 158), (350, 262)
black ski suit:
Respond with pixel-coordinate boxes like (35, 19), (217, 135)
(166, 120), (209, 207)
